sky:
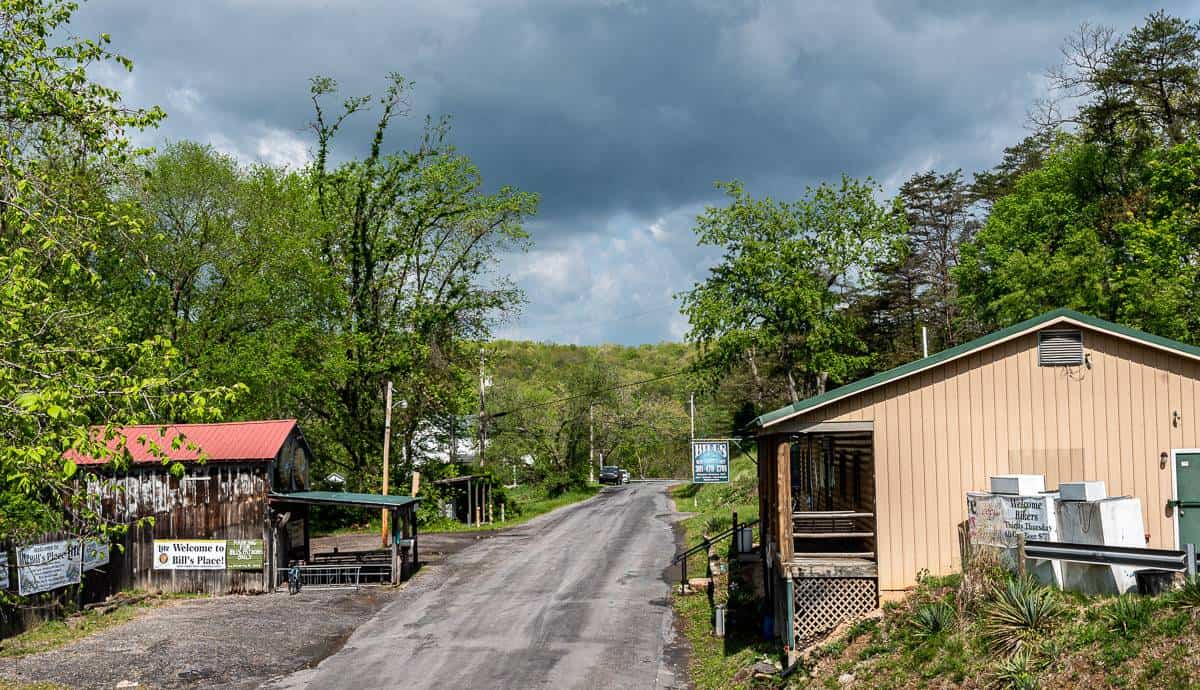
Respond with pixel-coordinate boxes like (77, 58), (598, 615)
(72, 0), (1195, 345)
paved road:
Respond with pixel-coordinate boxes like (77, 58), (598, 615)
(270, 482), (686, 690)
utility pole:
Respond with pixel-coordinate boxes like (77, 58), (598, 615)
(689, 392), (695, 440)
(381, 380), (393, 547)
(478, 349), (486, 467)
(589, 403), (595, 483)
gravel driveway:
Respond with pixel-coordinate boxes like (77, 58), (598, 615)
(0, 587), (398, 690)
(0, 531), (490, 690)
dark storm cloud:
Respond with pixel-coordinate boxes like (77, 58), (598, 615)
(69, 0), (1190, 343)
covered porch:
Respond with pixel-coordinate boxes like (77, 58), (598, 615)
(758, 421), (879, 655)
(267, 491), (420, 588)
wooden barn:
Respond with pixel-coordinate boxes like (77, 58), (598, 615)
(72, 419), (314, 595)
(752, 308), (1200, 655)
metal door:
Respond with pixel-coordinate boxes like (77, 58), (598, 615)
(1174, 451), (1200, 548)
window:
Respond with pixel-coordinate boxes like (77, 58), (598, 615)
(1038, 329), (1084, 366)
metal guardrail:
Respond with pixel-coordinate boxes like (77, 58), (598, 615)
(1022, 538), (1197, 578)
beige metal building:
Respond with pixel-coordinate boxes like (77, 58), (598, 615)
(752, 308), (1200, 653)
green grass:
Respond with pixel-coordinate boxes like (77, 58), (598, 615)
(669, 453), (775, 689)
(0, 590), (200, 658)
(0, 681), (70, 690)
(795, 567), (1200, 689)
(423, 483), (602, 533)
(311, 483), (603, 537)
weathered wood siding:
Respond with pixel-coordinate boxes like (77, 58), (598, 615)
(89, 463), (270, 594)
(769, 325), (1200, 591)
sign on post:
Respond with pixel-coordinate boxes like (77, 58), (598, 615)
(691, 440), (730, 483)
(16, 540), (82, 595)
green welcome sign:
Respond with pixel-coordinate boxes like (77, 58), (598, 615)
(225, 540), (264, 570)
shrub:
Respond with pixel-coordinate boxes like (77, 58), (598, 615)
(1100, 594), (1156, 637)
(912, 601), (956, 640)
(992, 651), (1040, 690)
(981, 577), (1064, 655)
(1169, 576), (1200, 611)
(957, 546), (1006, 616)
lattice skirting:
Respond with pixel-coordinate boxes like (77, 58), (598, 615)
(791, 577), (877, 648)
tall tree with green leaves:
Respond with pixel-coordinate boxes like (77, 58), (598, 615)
(1038, 12), (1200, 149)
(680, 178), (907, 405)
(0, 0), (237, 542)
(304, 74), (537, 487)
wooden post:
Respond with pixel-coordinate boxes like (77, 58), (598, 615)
(411, 506), (419, 568)
(1016, 533), (1027, 578)
(776, 439), (793, 562)
(381, 380), (393, 547)
(680, 555), (687, 594)
(732, 511), (739, 556)
(488, 483), (493, 523)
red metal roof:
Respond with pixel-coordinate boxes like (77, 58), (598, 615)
(68, 419), (299, 466)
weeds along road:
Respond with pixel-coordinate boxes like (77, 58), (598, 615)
(269, 482), (687, 690)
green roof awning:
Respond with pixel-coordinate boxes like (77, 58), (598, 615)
(269, 491), (419, 509)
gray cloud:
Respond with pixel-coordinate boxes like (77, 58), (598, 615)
(71, 0), (1187, 343)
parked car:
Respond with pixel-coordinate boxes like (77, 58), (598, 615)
(599, 465), (621, 485)
(619, 469), (630, 484)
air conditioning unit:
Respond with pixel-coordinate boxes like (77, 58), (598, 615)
(990, 474), (1046, 495)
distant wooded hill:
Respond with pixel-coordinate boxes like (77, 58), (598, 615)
(483, 340), (762, 483)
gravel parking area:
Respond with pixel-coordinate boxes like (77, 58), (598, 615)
(0, 531), (487, 690)
(0, 586), (400, 690)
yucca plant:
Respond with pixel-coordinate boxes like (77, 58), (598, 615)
(1100, 594), (1156, 637)
(912, 601), (956, 640)
(981, 577), (1064, 655)
(991, 650), (1040, 690)
(1170, 576), (1200, 611)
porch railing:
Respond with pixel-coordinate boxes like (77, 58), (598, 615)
(792, 511), (875, 559)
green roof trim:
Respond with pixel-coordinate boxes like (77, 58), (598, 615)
(268, 490), (419, 509)
(753, 308), (1200, 429)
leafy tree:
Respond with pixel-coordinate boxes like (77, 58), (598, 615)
(1038, 12), (1200, 148)
(970, 132), (1057, 207)
(957, 138), (1119, 327)
(303, 74), (537, 488)
(0, 0), (235, 542)
(680, 178), (907, 404)
(1108, 142), (1200, 340)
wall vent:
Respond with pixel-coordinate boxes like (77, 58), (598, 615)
(1038, 329), (1084, 366)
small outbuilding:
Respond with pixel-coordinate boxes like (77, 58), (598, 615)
(71, 419), (420, 595)
(74, 419), (315, 595)
(752, 308), (1200, 654)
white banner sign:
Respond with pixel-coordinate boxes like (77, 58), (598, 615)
(153, 540), (226, 570)
(967, 492), (1057, 547)
(17, 540), (82, 595)
(0, 552), (8, 590)
(82, 539), (110, 572)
